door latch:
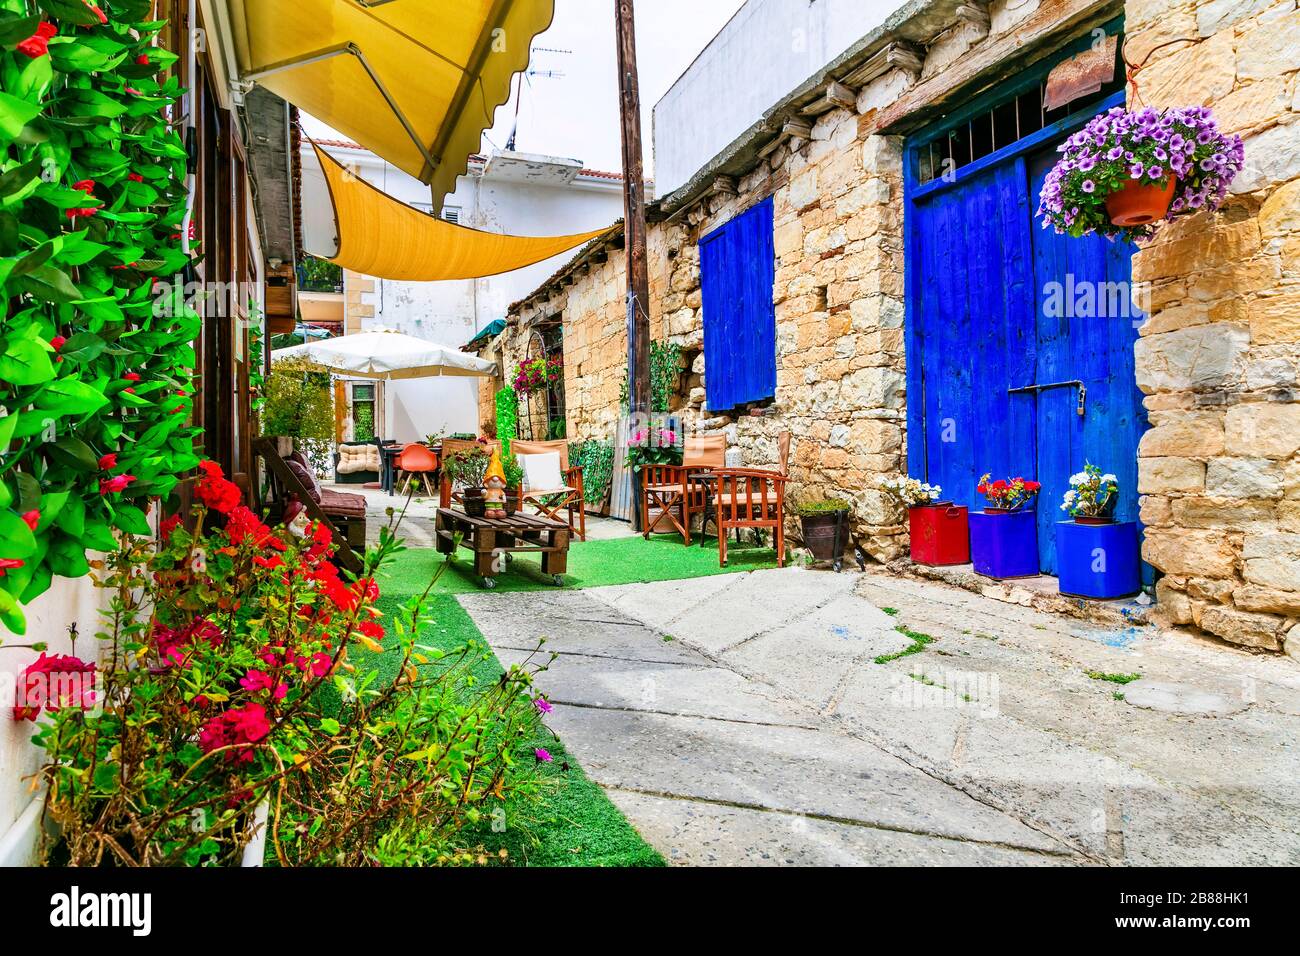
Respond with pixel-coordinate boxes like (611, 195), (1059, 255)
(1008, 380), (1086, 417)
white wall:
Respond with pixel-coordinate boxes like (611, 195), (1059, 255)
(0, 577), (112, 865)
(652, 0), (898, 195)
(303, 143), (624, 443)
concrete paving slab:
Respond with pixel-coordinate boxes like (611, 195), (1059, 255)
(606, 790), (1073, 866)
(545, 704), (1067, 853)
(1122, 680), (1252, 715)
(496, 645), (811, 727)
(458, 590), (704, 666)
(722, 594), (913, 706)
(585, 573), (745, 628)
(601, 566), (860, 656)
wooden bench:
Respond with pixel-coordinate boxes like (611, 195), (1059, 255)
(254, 438), (366, 574)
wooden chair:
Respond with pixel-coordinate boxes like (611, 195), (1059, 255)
(710, 431), (792, 567)
(641, 434), (726, 545)
(254, 438), (364, 574)
(438, 437), (501, 508)
(511, 438), (586, 541)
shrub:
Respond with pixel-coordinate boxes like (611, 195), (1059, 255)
(795, 499), (851, 517)
(262, 354), (335, 474)
(569, 439), (614, 505)
(27, 460), (551, 866)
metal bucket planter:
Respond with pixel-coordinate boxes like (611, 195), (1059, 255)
(908, 503), (969, 566)
(969, 509), (1038, 579)
(801, 509), (850, 571)
(1057, 520), (1140, 599)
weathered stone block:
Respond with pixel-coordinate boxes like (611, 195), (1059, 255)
(1199, 605), (1284, 650)
(1155, 577), (1194, 624)
(1223, 402), (1300, 458)
(1205, 457), (1286, 498)
(1138, 457), (1206, 494)
(1137, 412), (1225, 457)
(1170, 495), (1275, 529)
(1134, 324), (1249, 392)
(1136, 29), (1236, 107)
(1140, 494), (1173, 526)
(1236, 9), (1300, 82)
(1242, 532), (1300, 591)
(1233, 584), (1300, 615)
(1231, 121), (1300, 194)
(1249, 289), (1300, 344)
(1143, 528), (1236, 577)
(1196, 0), (1275, 36)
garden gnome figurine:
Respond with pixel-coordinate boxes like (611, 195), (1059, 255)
(483, 448), (507, 518)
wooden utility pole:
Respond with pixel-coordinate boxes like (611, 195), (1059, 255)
(615, 0), (651, 416)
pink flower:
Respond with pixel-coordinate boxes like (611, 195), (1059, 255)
(12, 652), (96, 721)
(99, 474), (136, 495)
(198, 703), (271, 764)
(534, 697), (553, 715)
(239, 669), (273, 693)
(534, 747), (553, 763)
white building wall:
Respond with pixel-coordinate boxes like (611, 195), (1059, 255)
(302, 143), (624, 443)
(652, 0), (898, 195)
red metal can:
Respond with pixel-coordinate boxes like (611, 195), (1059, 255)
(908, 504), (970, 566)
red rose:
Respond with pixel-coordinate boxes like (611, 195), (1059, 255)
(127, 172), (144, 182)
(0, 558), (24, 577)
(99, 474), (136, 495)
(135, 54), (150, 66)
(50, 335), (66, 351)
(97, 452), (118, 470)
(122, 371), (141, 381)
(16, 34), (50, 58)
(20, 510), (39, 531)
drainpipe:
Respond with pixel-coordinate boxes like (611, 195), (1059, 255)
(181, 0), (197, 262)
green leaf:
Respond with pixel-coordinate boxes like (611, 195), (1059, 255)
(0, 586), (26, 635)
(47, 533), (90, 577)
(55, 492), (84, 537)
(35, 490), (68, 529)
(112, 503), (150, 535)
(16, 264), (82, 302)
(0, 336), (55, 386)
(318, 718), (340, 735)
(38, 1), (105, 26)
(47, 435), (98, 471)
(19, 560), (50, 603)
(81, 517), (116, 552)
(0, 413), (18, 450)
(0, 91), (41, 139)
(0, 15), (40, 47)
(36, 378), (109, 415)
(0, 510), (38, 559)
(54, 330), (105, 363)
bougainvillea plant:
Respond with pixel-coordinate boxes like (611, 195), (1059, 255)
(1037, 105), (1245, 241)
(976, 473), (1041, 512)
(27, 460), (553, 866)
(0, 0), (199, 633)
(511, 355), (561, 395)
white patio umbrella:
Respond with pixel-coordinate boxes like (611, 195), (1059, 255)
(271, 329), (495, 380)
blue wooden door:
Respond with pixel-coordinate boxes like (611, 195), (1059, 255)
(909, 143), (1147, 575)
(699, 197), (777, 411)
(911, 159), (1037, 517)
(1027, 148), (1147, 572)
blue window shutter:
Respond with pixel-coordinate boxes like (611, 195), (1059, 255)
(699, 196), (776, 411)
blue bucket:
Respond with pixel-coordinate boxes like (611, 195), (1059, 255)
(1057, 520), (1140, 599)
(969, 509), (1039, 579)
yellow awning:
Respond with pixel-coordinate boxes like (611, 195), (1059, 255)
(228, 0), (556, 212)
(313, 144), (611, 280)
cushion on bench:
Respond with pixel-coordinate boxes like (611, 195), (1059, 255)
(319, 488), (367, 517)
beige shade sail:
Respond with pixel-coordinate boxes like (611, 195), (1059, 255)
(311, 143), (612, 280)
(227, 0), (556, 212)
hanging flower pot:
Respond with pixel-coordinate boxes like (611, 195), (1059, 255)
(1104, 176), (1175, 226)
(1037, 106), (1244, 241)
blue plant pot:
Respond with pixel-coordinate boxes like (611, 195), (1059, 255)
(969, 509), (1039, 579)
(1057, 520), (1140, 599)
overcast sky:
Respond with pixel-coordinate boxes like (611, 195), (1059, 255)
(302, 0), (747, 178)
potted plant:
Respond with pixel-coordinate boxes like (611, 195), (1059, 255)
(1038, 106), (1244, 239)
(883, 476), (969, 566)
(502, 452), (525, 515)
(1057, 463), (1140, 599)
(969, 474), (1041, 579)
(624, 424), (683, 472)
(442, 445), (490, 517)
(796, 500), (851, 571)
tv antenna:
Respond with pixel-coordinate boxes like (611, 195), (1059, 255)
(506, 46), (571, 151)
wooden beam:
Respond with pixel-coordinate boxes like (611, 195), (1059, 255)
(800, 79), (859, 116)
(839, 41), (924, 89)
(782, 119), (812, 140)
(956, 2), (991, 29)
(709, 175), (737, 196)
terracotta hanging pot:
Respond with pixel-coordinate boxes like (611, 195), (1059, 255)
(1105, 177), (1175, 226)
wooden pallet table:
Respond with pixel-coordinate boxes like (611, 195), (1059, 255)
(434, 508), (570, 588)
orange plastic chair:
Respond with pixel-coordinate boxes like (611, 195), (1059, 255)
(396, 443), (439, 498)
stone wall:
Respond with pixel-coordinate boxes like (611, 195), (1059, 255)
(1127, 0), (1300, 652)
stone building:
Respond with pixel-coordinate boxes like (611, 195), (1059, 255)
(477, 0), (1300, 654)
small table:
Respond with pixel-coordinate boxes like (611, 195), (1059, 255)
(435, 508), (569, 588)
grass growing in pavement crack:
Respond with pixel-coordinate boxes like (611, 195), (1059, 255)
(1086, 670), (1142, 684)
(1113, 691), (1126, 701)
(881, 607), (900, 616)
(874, 625), (935, 664)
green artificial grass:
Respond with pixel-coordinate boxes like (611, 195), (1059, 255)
(361, 529), (777, 866)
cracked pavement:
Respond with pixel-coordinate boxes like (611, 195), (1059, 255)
(458, 565), (1300, 866)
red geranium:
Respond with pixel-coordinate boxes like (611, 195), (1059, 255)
(153, 616), (223, 668)
(198, 703), (271, 764)
(196, 460), (240, 514)
(13, 653), (97, 721)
